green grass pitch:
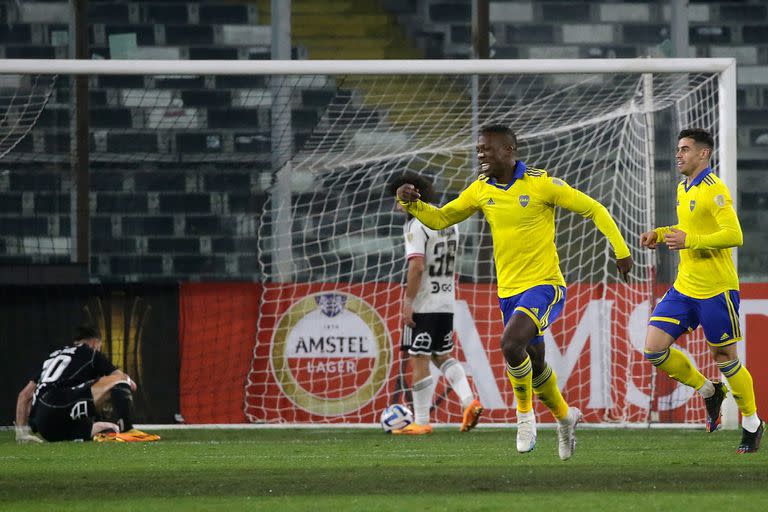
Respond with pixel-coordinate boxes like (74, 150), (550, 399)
(2, 427), (767, 511)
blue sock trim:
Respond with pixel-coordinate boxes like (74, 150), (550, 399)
(643, 349), (671, 367)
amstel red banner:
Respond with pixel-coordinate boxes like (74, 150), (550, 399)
(179, 282), (768, 425)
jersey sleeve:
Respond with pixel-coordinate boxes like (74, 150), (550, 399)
(403, 220), (428, 260)
(541, 177), (632, 259)
(398, 181), (480, 230)
(26, 359), (42, 383)
(687, 183), (743, 250)
(93, 350), (118, 376)
(26, 348), (52, 383)
(654, 225), (678, 243)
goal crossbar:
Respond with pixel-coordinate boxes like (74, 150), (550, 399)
(0, 58), (736, 76)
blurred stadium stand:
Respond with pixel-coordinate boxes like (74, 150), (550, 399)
(0, 0), (766, 281)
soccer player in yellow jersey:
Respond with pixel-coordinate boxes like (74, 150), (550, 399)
(396, 125), (633, 460)
(640, 128), (763, 453)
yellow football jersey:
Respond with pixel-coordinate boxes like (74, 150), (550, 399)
(654, 168), (742, 299)
(398, 162), (631, 297)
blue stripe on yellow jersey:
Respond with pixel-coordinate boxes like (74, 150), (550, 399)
(398, 161), (631, 298)
(654, 167), (742, 299)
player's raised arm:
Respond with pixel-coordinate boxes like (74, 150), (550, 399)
(395, 182), (479, 231)
(544, 177), (633, 281)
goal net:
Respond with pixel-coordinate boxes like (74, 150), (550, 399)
(0, 59), (735, 426)
(244, 62), (732, 426)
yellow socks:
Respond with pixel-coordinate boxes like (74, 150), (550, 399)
(506, 355), (533, 413)
(644, 347), (707, 390)
(532, 364), (569, 421)
(718, 359), (757, 417)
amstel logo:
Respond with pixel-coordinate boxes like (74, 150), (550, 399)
(270, 292), (392, 416)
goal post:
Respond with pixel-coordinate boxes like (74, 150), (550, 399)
(0, 58), (738, 427)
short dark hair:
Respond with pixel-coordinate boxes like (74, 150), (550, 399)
(678, 128), (714, 150)
(73, 324), (100, 342)
(480, 124), (517, 148)
(388, 172), (437, 204)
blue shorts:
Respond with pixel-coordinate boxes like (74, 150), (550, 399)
(649, 287), (742, 346)
(499, 284), (566, 346)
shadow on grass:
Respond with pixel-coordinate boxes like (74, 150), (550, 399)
(2, 463), (767, 500)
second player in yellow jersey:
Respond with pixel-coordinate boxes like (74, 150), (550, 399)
(652, 170), (741, 298)
(640, 128), (762, 454)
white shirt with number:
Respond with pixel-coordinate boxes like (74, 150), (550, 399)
(403, 217), (459, 314)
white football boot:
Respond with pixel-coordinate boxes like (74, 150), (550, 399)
(557, 407), (583, 461)
(516, 410), (537, 453)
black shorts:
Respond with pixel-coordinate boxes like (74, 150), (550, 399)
(401, 313), (454, 355)
(31, 382), (95, 442)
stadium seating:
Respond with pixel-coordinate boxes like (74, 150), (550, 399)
(1, 0), (766, 280)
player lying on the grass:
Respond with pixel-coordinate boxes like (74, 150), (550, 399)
(640, 128), (763, 453)
(396, 124), (633, 460)
(388, 172), (483, 435)
(15, 324), (160, 443)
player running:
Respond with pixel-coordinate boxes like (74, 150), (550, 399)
(640, 128), (763, 453)
(396, 124), (633, 459)
(15, 324), (160, 443)
(388, 172), (483, 435)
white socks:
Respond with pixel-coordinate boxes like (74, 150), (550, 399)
(440, 358), (474, 409)
(697, 380), (715, 399)
(412, 376), (433, 425)
(742, 413), (762, 433)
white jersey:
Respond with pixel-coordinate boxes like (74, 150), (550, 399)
(403, 217), (459, 314)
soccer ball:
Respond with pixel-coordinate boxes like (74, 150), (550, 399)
(380, 404), (414, 433)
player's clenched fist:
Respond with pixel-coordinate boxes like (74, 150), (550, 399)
(396, 183), (421, 202)
(640, 230), (659, 249)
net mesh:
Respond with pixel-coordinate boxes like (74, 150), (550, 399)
(245, 71), (722, 425)
(0, 74), (56, 160)
(0, 66), (724, 425)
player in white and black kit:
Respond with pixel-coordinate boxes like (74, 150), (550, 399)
(389, 173), (483, 434)
(14, 324), (160, 443)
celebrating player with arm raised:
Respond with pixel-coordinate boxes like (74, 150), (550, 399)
(640, 128), (762, 453)
(396, 124), (633, 460)
(388, 173), (483, 435)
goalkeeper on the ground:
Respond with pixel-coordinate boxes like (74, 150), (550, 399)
(15, 324), (160, 443)
(396, 124), (633, 460)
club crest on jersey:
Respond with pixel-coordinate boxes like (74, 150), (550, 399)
(519, 195), (530, 207)
(315, 293), (347, 317)
(714, 194), (726, 208)
(689, 200), (696, 211)
(69, 401), (89, 420)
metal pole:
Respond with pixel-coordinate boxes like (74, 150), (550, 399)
(471, 0), (494, 282)
(670, 0), (690, 58)
(472, 0), (489, 60)
(719, 62), (740, 430)
(642, 73), (658, 424)
(69, 0), (89, 265)
(271, 0), (294, 282)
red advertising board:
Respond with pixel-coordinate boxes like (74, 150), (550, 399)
(179, 282), (768, 425)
